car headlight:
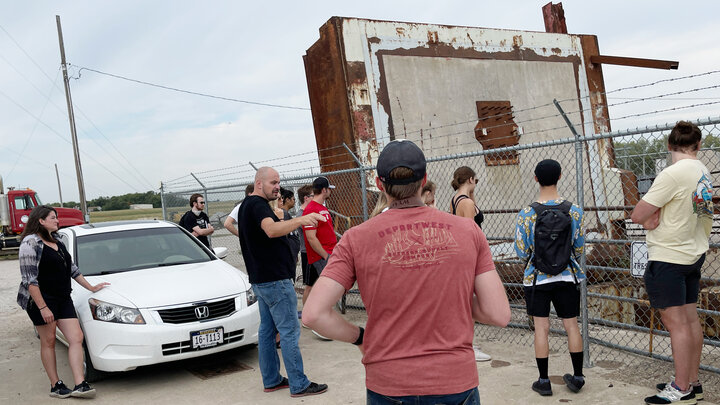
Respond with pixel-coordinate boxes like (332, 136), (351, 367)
(89, 298), (145, 324)
(246, 288), (257, 307)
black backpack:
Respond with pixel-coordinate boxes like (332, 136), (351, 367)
(531, 200), (573, 276)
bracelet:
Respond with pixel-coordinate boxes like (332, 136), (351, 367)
(38, 305), (47, 310)
(352, 326), (364, 346)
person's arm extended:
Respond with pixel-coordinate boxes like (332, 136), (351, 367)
(261, 213), (325, 238)
(631, 200), (660, 230)
(471, 270), (510, 327)
(223, 216), (238, 237)
(73, 274), (110, 293)
(305, 229), (328, 260)
(302, 277), (363, 350)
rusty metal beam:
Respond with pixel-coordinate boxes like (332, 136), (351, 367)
(542, 2), (567, 34)
(590, 55), (679, 70)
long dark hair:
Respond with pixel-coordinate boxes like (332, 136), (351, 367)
(20, 205), (58, 243)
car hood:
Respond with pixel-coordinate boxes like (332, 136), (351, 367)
(83, 260), (249, 309)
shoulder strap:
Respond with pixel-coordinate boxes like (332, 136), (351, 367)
(451, 195), (469, 214)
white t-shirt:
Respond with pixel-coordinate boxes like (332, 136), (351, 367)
(643, 158), (713, 265)
(228, 203), (240, 221)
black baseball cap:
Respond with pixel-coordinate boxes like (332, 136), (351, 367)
(376, 139), (426, 185)
(312, 176), (336, 190)
(534, 159), (562, 186)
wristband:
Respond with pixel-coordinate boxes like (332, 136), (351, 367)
(39, 306), (47, 310)
(352, 326), (364, 346)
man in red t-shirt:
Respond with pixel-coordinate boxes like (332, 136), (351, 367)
(302, 140), (511, 403)
(301, 176), (337, 309)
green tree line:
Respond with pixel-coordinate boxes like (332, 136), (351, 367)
(614, 133), (720, 177)
(51, 191), (166, 211)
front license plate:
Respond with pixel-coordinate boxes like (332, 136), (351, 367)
(191, 327), (224, 349)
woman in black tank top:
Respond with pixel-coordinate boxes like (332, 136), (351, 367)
(450, 166), (484, 229)
(449, 166), (490, 362)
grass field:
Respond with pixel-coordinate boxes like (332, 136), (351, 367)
(88, 200), (239, 224)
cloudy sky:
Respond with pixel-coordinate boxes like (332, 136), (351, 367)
(1, 0), (718, 203)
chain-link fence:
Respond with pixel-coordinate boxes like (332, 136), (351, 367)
(161, 116), (720, 391)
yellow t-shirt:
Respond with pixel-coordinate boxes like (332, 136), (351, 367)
(643, 158), (713, 265)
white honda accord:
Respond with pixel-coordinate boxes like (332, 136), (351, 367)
(55, 220), (259, 381)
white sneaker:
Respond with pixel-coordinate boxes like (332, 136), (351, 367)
(473, 347), (491, 362)
(311, 329), (332, 341)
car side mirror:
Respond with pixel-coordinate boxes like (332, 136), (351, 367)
(212, 246), (228, 259)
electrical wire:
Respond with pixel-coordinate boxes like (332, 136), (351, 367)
(71, 65), (312, 111)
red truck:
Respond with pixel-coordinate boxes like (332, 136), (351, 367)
(1, 177), (85, 249)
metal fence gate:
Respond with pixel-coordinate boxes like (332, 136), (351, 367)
(161, 116), (720, 388)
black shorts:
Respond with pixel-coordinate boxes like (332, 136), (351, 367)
(644, 254), (704, 309)
(524, 282), (580, 319)
(26, 296), (77, 326)
(302, 257), (319, 287)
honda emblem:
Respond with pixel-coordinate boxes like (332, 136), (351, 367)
(194, 306), (209, 319)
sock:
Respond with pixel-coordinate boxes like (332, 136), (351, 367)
(536, 357), (549, 380)
(570, 351), (584, 377)
(671, 381), (691, 393)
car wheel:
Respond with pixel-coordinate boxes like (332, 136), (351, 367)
(83, 342), (105, 383)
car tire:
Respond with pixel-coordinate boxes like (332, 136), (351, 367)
(83, 342), (105, 383)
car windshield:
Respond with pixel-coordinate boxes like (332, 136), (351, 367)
(76, 227), (212, 275)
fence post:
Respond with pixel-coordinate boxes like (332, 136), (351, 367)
(160, 182), (167, 220)
(554, 99), (592, 368)
(342, 143), (368, 221)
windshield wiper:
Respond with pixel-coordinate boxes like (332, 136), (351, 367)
(157, 261), (196, 267)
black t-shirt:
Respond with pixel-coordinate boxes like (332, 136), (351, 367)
(179, 210), (211, 248)
(237, 196), (295, 284)
(37, 242), (73, 299)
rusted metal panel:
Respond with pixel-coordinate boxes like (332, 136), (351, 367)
(474, 101), (520, 166)
(542, 2), (568, 34)
(303, 18), (365, 222)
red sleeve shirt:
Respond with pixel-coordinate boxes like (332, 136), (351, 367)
(302, 200), (337, 264)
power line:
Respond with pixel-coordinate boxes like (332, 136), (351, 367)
(0, 22), (156, 193)
(70, 64), (312, 111)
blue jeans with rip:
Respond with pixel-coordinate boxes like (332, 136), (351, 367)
(367, 387), (480, 405)
(252, 279), (310, 394)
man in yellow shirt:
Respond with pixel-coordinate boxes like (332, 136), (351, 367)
(631, 121), (712, 405)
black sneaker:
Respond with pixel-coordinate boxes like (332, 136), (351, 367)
(563, 373), (585, 393)
(656, 382), (703, 401)
(70, 381), (96, 398)
(645, 382), (696, 404)
(49, 380), (72, 399)
(290, 382), (328, 397)
(532, 378), (552, 396)
(264, 377), (289, 393)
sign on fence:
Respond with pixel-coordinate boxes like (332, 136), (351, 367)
(631, 241), (648, 278)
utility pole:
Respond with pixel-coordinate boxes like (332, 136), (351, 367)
(54, 163), (63, 205)
(56, 15), (88, 222)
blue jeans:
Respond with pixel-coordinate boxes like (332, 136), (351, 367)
(252, 279), (310, 394)
(367, 387), (480, 405)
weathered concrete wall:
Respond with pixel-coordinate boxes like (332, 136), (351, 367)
(304, 17), (613, 234)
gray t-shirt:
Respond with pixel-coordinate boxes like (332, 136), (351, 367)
(296, 208), (306, 253)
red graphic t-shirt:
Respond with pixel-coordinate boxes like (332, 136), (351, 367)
(321, 206), (495, 396)
(302, 200), (337, 264)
